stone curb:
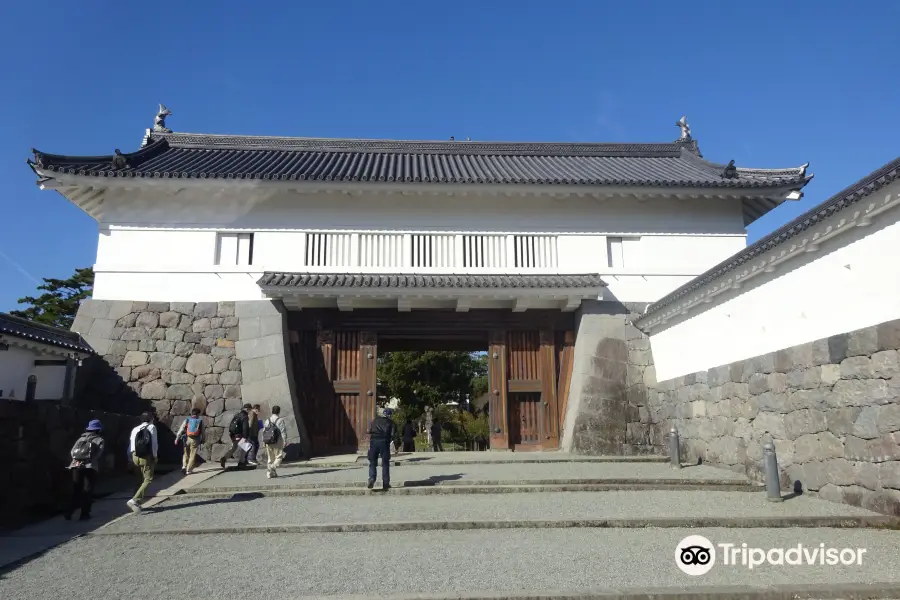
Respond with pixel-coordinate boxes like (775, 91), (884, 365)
(131, 582), (900, 600)
(177, 482), (761, 497)
(350, 456), (670, 466)
(185, 478), (758, 494)
(90, 515), (900, 536)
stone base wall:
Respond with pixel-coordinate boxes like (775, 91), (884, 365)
(646, 318), (900, 515)
(72, 299), (308, 462)
(563, 301), (657, 455)
(0, 400), (142, 530)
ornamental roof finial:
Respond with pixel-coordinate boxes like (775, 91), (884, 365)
(153, 104), (172, 133)
(675, 116), (692, 142)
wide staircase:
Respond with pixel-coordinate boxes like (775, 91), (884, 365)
(3, 452), (900, 600)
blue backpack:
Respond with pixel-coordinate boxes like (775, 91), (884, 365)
(185, 417), (202, 438)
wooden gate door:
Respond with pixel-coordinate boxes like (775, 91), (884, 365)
(290, 330), (377, 455)
(487, 329), (560, 450)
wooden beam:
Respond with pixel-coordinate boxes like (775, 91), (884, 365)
(455, 298), (471, 312)
(397, 298), (412, 312)
(562, 297), (581, 312)
(488, 330), (509, 450)
(336, 297), (353, 311)
(512, 298), (529, 312)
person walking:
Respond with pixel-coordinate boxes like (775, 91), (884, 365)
(127, 412), (158, 514)
(430, 420), (444, 452)
(401, 418), (416, 452)
(65, 419), (106, 521)
(247, 404), (261, 467)
(175, 408), (205, 475)
(366, 408), (395, 490)
(220, 404), (251, 469)
(261, 405), (288, 478)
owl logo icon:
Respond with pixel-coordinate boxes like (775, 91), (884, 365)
(676, 535), (716, 575)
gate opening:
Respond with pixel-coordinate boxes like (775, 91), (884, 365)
(287, 309), (576, 457)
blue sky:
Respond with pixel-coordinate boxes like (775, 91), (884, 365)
(1, 1), (898, 312)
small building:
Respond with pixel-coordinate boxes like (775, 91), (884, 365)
(0, 313), (93, 402)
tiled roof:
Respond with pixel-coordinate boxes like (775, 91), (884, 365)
(0, 312), (94, 354)
(30, 131), (811, 191)
(257, 272), (607, 290)
(638, 155), (900, 322)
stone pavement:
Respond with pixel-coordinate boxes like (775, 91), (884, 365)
(4, 454), (900, 600)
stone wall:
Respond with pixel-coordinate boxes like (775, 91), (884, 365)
(0, 399), (142, 529)
(642, 317), (900, 515)
(563, 301), (657, 455)
(72, 299), (308, 462)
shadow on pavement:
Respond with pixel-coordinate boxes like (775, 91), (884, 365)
(146, 491), (265, 513)
(402, 473), (465, 487)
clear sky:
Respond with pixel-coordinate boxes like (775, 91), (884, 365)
(1, 1), (898, 312)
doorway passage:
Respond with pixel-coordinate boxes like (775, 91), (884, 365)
(286, 309), (576, 457)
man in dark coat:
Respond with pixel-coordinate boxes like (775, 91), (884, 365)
(366, 408), (396, 490)
(401, 418), (416, 452)
(430, 420), (444, 452)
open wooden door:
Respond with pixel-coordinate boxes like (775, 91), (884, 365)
(488, 330), (509, 450)
(504, 330), (560, 450)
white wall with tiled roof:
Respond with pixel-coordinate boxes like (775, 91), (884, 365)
(89, 189), (750, 304)
(648, 177), (900, 382)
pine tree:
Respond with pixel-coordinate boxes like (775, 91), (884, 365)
(10, 267), (94, 329)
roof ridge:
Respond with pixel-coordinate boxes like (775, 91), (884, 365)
(638, 155), (900, 321)
(0, 311), (81, 339)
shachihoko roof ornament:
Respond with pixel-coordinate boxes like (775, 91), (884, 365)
(675, 116), (692, 142)
(153, 104), (172, 133)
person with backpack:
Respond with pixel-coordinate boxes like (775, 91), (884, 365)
(262, 405), (288, 478)
(65, 419), (106, 521)
(219, 404), (251, 469)
(127, 412), (158, 514)
(247, 404), (261, 467)
(366, 407), (396, 490)
(175, 408), (205, 475)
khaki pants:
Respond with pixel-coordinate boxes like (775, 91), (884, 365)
(182, 437), (200, 472)
(265, 441), (285, 472)
(132, 453), (156, 503)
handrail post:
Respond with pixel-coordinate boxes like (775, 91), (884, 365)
(763, 441), (783, 502)
(669, 426), (681, 469)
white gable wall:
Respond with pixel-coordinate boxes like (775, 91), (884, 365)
(0, 345), (68, 401)
(648, 178), (900, 382)
(89, 188), (754, 303)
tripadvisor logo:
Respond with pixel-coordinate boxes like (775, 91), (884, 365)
(675, 535), (867, 575)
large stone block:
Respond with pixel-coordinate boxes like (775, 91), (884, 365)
(235, 300), (282, 319)
(878, 404), (900, 434)
(792, 432), (843, 463)
(135, 312), (160, 329)
(831, 379), (892, 407)
(186, 353), (215, 375)
(783, 408), (827, 439)
(194, 302), (218, 318)
(148, 352), (177, 370)
(140, 380), (167, 400)
(752, 411), (786, 439)
(235, 335), (286, 361)
(122, 351), (149, 367)
(840, 356), (875, 380)
(823, 458), (857, 486)
(877, 320), (900, 351)
(872, 350), (900, 379)
(851, 406), (881, 440)
(845, 432), (900, 462)
(787, 460), (828, 491)
(748, 373), (770, 395)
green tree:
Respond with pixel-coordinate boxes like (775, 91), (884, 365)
(10, 267), (94, 329)
(377, 351), (486, 416)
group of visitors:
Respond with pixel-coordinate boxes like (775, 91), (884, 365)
(63, 402), (289, 519)
(395, 415), (444, 452)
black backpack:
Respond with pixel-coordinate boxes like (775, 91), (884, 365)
(134, 425), (153, 459)
(262, 419), (281, 445)
(229, 412), (244, 437)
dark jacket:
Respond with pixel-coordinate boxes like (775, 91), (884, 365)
(231, 410), (250, 440)
(402, 423), (416, 442)
(367, 416), (395, 443)
(248, 412), (259, 441)
(430, 422), (442, 439)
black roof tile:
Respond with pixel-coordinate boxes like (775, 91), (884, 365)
(257, 273), (607, 290)
(30, 131), (811, 191)
(0, 312), (94, 354)
(639, 155), (900, 322)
